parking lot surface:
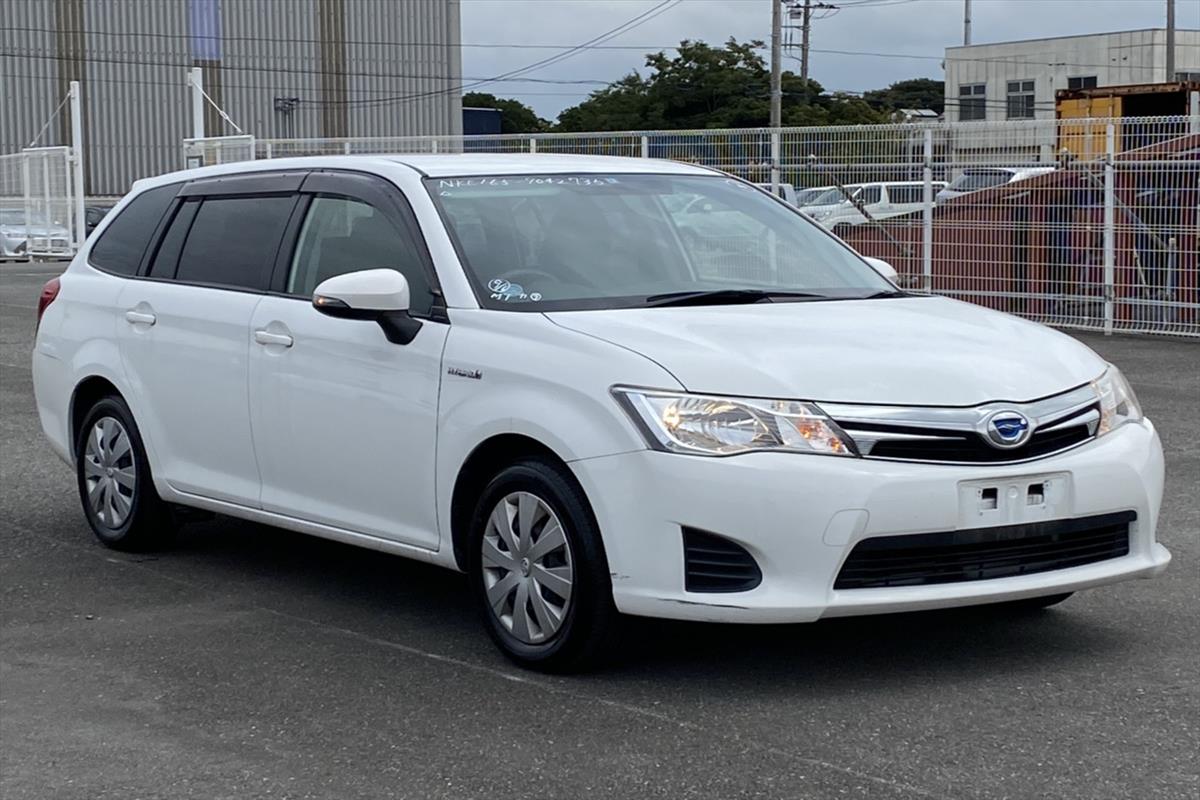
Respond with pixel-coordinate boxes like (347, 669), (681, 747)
(2, 260), (1197, 799)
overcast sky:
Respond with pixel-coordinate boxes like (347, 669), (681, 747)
(461, 0), (1198, 119)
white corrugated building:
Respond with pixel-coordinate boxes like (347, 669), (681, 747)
(1, 0), (463, 195)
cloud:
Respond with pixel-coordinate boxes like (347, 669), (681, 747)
(461, 0), (1186, 119)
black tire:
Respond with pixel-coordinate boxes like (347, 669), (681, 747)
(75, 395), (175, 551)
(996, 592), (1074, 612)
(468, 456), (619, 672)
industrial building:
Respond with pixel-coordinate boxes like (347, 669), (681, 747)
(943, 28), (1200, 125)
(1, 0), (463, 195)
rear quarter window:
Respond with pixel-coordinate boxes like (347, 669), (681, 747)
(88, 184), (180, 275)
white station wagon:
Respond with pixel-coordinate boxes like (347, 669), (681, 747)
(32, 155), (1170, 670)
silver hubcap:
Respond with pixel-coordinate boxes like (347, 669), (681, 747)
(481, 491), (574, 645)
(83, 416), (135, 528)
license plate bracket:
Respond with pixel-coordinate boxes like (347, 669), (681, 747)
(957, 472), (1073, 530)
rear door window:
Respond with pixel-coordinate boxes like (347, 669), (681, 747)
(89, 183), (179, 275)
(859, 186), (882, 205)
(887, 185), (923, 204)
(174, 195), (296, 290)
(148, 200), (200, 279)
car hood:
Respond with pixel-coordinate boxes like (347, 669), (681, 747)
(546, 296), (1105, 406)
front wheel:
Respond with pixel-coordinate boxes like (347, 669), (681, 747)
(75, 395), (175, 551)
(468, 457), (618, 672)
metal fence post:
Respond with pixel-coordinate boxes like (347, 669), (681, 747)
(1103, 123), (1115, 336)
(529, 138), (537, 154)
(922, 128), (933, 293)
(770, 131), (781, 194)
(343, 142), (351, 155)
(68, 80), (85, 250)
(431, 138), (439, 153)
(20, 153), (31, 250)
(264, 141), (273, 159)
(641, 135), (649, 159)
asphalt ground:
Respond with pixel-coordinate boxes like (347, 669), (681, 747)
(1, 259), (1197, 800)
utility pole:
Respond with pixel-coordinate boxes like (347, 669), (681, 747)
(800, 0), (812, 82)
(963, 0), (971, 46)
(770, 0), (782, 128)
(1166, 0), (1176, 83)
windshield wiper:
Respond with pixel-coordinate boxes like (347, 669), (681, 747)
(645, 289), (826, 307)
(858, 289), (910, 299)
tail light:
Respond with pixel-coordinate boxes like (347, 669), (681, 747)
(36, 277), (61, 333)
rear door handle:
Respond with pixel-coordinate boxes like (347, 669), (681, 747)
(124, 310), (156, 326)
(254, 329), (294, 348)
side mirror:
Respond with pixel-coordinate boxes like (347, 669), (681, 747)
(312, 268), (422, 345)
(862, 256), (899, 283)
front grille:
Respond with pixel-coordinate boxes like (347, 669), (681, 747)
(863, 412), (1094, 463)
(834, 511), (1133, 590)
(682, 528), (762, 593)
(822, 385), (1102, 465)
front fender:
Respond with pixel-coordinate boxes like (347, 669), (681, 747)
(435, 310), (680, 552)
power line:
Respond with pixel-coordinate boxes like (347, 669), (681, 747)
(0, 49), (610, 85)
(0, 24), (711, 52)
(319, 0), (685, 108)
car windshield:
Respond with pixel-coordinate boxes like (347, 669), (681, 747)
(946, 170), (1012, 192)
(807, 187), (858, 206)
(796, 187), (832, 206)
(0, 209), (25, 225)
(427, 173), (894, 311)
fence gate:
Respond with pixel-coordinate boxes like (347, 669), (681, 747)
(182, 135), (256, 169)
(0, 146), (78, 259)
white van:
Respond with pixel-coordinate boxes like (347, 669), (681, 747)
(805, 181), (947, 229)
(936, 167), (1057, 203)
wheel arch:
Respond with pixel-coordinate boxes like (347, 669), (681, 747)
(449, 433), (582, 572)
(69, 375), (125, 454)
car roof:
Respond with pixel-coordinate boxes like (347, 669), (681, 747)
(132, 153), (718, 191)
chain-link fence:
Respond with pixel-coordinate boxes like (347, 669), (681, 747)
(183, 117), (1200, 337)
(0, 147), (77, 260)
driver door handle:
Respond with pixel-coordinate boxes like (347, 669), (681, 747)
(254, 329), (294, 348)
(124, 309), (156, 326)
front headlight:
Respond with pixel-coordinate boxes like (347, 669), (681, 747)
(612, 388), (857, 457)
(1092, 365), (1143, 435)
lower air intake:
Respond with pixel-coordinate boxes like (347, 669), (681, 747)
(682, 528), (762, 593)
(834, 511), (1134, 590)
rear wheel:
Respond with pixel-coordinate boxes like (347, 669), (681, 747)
(75, 395), (174, 551)
(468, 457), (618, 672)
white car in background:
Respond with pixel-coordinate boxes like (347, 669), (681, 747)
(31, 154), (1169, 671)
(795, 185), (835, 207)
(936, 166), (1056, 203)
(806, 181), (948, 230)
(1, 209), (72, 259)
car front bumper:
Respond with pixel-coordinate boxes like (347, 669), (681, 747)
(572, 419), (1168, 623)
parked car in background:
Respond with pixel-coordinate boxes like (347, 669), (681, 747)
(795, 185), (835, 207)
(807, 181), (947, 230)
(936, 166), (1056, 203)
(32, 154), (1169, 671)
(0, 209), (72, 259)
(85, 205), (114, 235)
(754, 182), (798, 205)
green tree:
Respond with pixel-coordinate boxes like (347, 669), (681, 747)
(862, 78), (945, 115)
(553, 38), (888, 131)
(461, 92), (548, 133)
